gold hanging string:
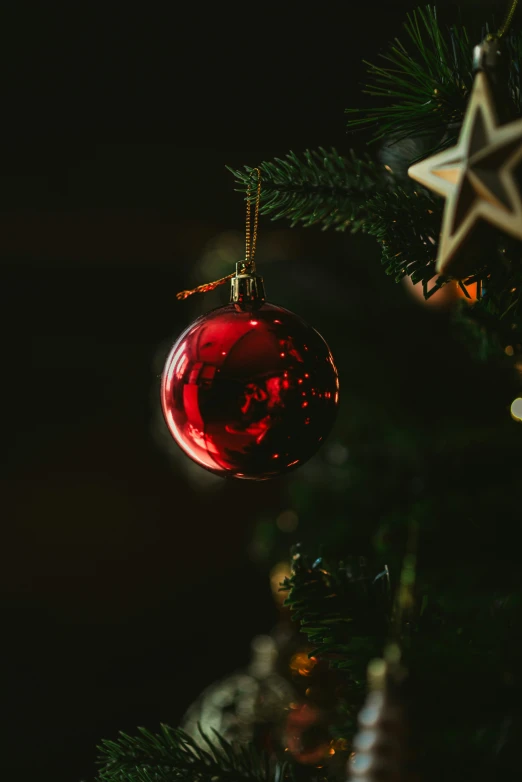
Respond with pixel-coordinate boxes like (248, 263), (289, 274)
(498, 0), (519, 38)
(245, 168), (262, 263)
(176, 169), (262, 301)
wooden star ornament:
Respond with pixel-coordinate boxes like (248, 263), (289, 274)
(408, 70), (522, 278)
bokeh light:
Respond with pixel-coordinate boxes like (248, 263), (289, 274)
(289, 651), (317, 677)
(403, 276), (479, 307)
(277, 510), (299, 532)
(270, 561), (292, 605)
(510, 397), (522, 421)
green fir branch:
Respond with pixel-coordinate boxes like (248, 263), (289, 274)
(231, 7), (522, 333)
(506, 31), (522, 117)
(230, 148), (522, 324)
(281, 548), (390, 735)
(282, 548), (389, 676)
(230, 150), (451, 296)
(363, 184), (448, 296)
(346, 6), (474, 149)
(227, 148), (388, 231)
(95, 724), (289, 782)
(346, 6), (522, 150)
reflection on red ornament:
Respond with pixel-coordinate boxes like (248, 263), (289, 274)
(161, 303), (339, 480)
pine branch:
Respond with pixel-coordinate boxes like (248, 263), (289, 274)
(230, 146), (522, 324)
(345, 6), (475, 149)
(230, 149), (452, 295)
(281, 548), (390, 737)
(282, 548), (389, 675)
(94, 724), (290, 782)
(227, 148), (388, 231)
(363, 183), (450, 297)
(231, 9), (522, 333)
(346, 6), (522, 151)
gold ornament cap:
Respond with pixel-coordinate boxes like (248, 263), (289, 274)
(230, 260), (266, 310)
(473, 36), (510, 119)
(473, 37), (503, 75)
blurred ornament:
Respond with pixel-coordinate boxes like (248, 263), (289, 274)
(348, 529), (420, 781)
(380, 134), (441, 180)
(182, 585), (350, 776)
(408, 38), (522, 279)
(347, 654), (418, 781)
(161, 170), (338, 480)
(281, 638), (353, 774)
(284, 702), (330, 766)
(182, 633), (296, 752)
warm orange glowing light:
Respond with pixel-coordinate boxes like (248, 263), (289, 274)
(456, 281), (480, 303)
(270, 561), (292, 604)
(404, 276), (480, 307)
(290, 651), (317, 677)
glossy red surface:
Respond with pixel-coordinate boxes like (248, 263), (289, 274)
(161, 303), (339, 480)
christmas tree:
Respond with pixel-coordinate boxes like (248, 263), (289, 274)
(93, 5), (522, 781)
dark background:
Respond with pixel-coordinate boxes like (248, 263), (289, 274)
(0, 2), (496, 780)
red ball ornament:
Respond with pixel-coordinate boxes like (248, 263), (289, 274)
(161, 264), (339, 480)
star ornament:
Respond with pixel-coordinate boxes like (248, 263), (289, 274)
(408, 71), (522, 278)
